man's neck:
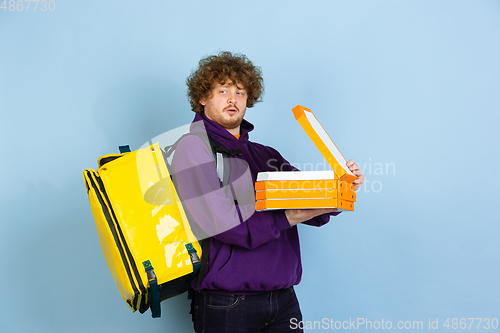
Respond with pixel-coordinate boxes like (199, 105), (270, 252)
(226, 126), (240, 136)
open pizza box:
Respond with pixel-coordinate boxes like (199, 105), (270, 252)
(255, 105), (358, 211)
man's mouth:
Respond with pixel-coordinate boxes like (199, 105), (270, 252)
(224, 106), (239, 115)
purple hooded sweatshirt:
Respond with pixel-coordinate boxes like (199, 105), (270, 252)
(171, 113), (339, 294)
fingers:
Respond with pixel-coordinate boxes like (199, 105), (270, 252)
(306, 208), (337, 219)
(346, 159), (360, 173)
(347, 161), (362, 178)
(353, 176), (364, 184)
(346, 158), (365, 190)
(352, 168), (363, 177)
(285, 207), (338, 226)
(321, 208), (338, 214)
(353, 176), (364, 190)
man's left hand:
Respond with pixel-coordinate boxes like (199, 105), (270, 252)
(346, 159), (364, 191)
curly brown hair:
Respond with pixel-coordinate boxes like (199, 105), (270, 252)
(186, 51), (264, 113)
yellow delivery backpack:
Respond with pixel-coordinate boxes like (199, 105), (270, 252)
(83, 142), (202, 318)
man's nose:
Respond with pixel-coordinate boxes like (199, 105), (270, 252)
(227, 92), (236, 104)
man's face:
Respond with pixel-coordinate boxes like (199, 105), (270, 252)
(200, 81), (247, 135)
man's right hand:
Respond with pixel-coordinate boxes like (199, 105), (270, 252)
(285, 208), (337, 226)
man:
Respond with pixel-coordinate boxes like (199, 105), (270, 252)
(171, 51), (364, 333)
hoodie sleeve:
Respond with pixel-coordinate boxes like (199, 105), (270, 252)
(171, 135), (295, 249)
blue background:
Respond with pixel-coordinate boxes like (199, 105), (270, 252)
(1, 0), (499, 332)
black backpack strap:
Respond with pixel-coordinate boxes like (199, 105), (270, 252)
(163, 132), (241, 188)
(207, 136), (241, 188)
(196, 238), (211, 287)
(163, 132), (208, 160)
(205, 136), (242, 158)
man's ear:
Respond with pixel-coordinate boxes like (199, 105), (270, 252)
(200, 99), (206, 106)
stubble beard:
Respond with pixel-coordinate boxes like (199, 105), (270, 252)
(217, 106), (245, 131)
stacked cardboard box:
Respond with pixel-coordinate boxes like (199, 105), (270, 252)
(255, 105), (358, 211)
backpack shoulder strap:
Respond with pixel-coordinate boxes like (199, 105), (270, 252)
(205, 135), (242, 188)
(163, 132), (241, 187)
(163, 132), (209, 160)
(163, 132), (242, 289)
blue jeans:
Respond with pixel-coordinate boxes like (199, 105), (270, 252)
(191, 287), (303, 333)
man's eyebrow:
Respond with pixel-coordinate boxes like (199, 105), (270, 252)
(218, 83), (246, 91)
